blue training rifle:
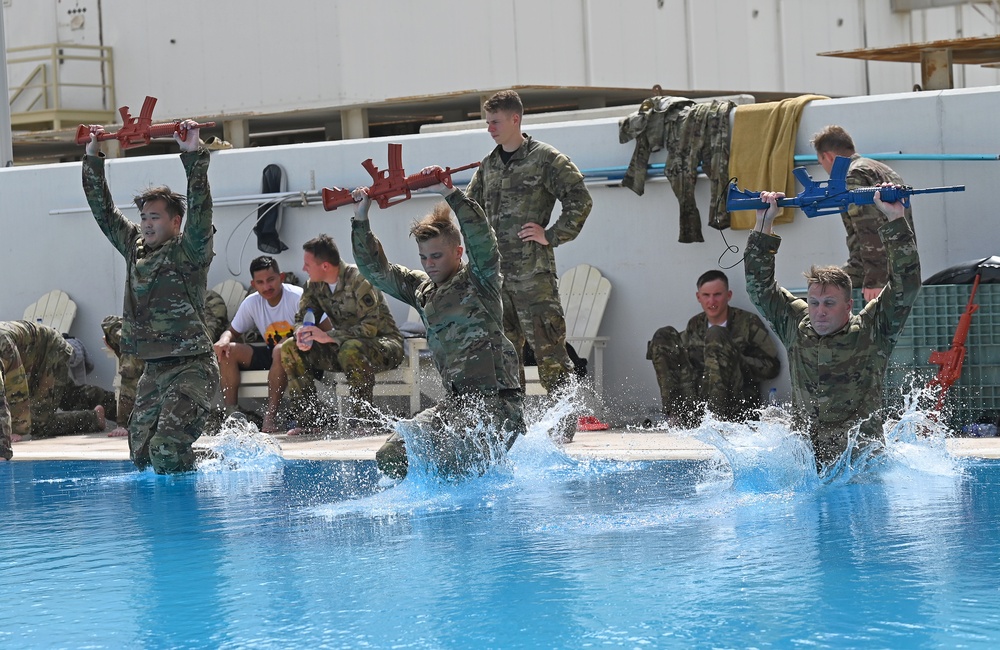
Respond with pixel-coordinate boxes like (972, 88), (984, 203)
(725, 155), (965, 218)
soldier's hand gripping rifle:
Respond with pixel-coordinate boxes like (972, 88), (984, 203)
(726, 155), (965, 217)
(927, 273), (981, 413)
(76, 96), (217, 150)
(321, 143), (480, 211)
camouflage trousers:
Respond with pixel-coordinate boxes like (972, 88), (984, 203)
(808, 412), (884, 468)
(31, 381), (116, 439)
(116, 353), (145, 426)
(0, 334), (30, 458)
(280, 336), (404, 426)
(376, 389), (525, 480)
(130, 353), (219, 474)
(503, 274), (573, 393)
(647, 325), (751, 424)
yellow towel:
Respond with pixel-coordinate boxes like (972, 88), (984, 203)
(727, 94), (829, 229)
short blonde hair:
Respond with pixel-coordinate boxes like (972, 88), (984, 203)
(410, 202), (461, 248)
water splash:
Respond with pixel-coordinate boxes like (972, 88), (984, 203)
(682, 380), (967, 494)
(313, 379), (973, 529)
(198, 413), (284, 471)
(311, 382), (617, 519)
(881, 383), (963, 478)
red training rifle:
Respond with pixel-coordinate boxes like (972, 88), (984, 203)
(927, 273), (981, 412)
(75, 95), (217, 150)
(321, 143), (480, 211)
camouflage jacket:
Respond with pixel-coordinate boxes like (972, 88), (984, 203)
(82, 150), (215, 360)
(466, 135), (593, 283)
(745, 218), (921, 442)
(295, 262), (402, 348)
(681, 306), (781, 404)
(202, 289), (230, 344)
(844, 154), (917, 290)
(352, 190), (521, 396)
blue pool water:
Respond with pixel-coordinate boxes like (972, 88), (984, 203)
(2, 417), (1000, 649)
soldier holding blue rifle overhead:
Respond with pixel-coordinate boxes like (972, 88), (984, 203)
(743, 185), (921, 469)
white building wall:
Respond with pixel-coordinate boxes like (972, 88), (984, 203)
(0, 86), (997, 415)
(6, 1), (999, 122)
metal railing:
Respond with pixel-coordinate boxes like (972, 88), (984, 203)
(6, 43), (115, 128)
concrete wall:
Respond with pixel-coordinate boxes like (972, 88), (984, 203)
(5, 1), (1000, 121)
(1, 85), (998, 414)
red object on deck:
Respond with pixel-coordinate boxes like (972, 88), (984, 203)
(577, 416), (610, 431)
(927, 273), (981, 412)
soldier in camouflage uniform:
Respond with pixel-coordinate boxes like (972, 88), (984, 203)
(811, 125), (917, 302)
(647, 270), (780, 424)
(466, 90), (592, 441)
(0, 321), (115, 456)
(102, 287), (228, 434)
(82, 120), (220, 474)
(280, 234), (403, 433)
(351, 169), (524, 479)
(0, 332), (25, 459)
(744, 188), (920, 468)
(101, 315), (144, 431)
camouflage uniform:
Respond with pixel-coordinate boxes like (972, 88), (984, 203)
(102, 289), (228, 427)
(745, 218), (921, 465)
(647, 307), (780, 423)
(0, 330), (29, 459)
(466, 134), (593, 395)
(279, 262), (403, 426)
(83, 149), (220, 474)
(843, 154), (917, 291)
(353, 189), (525, 479)
(202, 289), (230, 344)
(619, 96), (694, 196)
(0, 321), (114, 447)
(621, 98), (735, 240)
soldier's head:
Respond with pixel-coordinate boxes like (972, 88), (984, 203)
(811, 125), (857, 175)
(483, 90), (524, 151)
(301, 235), (341, 283)
(411, 202), (464, 285)
(804, 265), (853, 335)
(249, 255), (286, 305)
(695, 270), (732, 324)
(133, 186), (185, 248)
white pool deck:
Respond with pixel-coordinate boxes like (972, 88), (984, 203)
(10, 430), (1000, 462)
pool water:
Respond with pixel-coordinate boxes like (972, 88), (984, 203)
(2, 417), (999, 649)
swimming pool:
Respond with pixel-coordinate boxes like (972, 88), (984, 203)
(2, 424), (999, 649)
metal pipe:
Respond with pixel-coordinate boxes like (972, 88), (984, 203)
(794, 152), (1000, 164)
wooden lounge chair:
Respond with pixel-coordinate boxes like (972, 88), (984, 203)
(23, 289), (77, 334)
(211, 279), (248, 323)
(524, 263), (611, 396)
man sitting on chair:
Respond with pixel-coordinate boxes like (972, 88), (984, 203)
(213, 256), (303, 433)
(280, 234), (404, 435)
